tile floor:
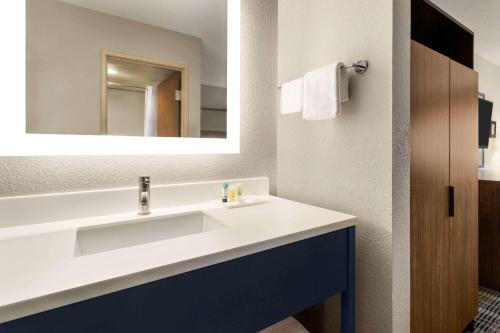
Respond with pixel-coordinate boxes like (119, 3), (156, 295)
(475, 287), (500, 332)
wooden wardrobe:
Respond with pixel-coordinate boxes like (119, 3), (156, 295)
(411, 41), (478, 333)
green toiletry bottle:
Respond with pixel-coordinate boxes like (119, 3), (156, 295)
(222, 182), (229, 203)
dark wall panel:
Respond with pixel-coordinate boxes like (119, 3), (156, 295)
(479, 180), (500, 292)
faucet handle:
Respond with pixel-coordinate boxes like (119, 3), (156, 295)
(139, 176), (150, 184)
(138, 176), (151, 215)
(139, 176), (150, 190)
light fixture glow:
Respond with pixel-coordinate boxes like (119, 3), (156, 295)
(107, 68), (118, 75)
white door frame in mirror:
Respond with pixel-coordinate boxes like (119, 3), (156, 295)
(0, 1), (240, 156)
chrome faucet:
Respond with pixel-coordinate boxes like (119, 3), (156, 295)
(138, 176), (151, 215)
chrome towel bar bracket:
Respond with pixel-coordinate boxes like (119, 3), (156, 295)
(278, 60), (368, 89)
(342, 60), (368, 74)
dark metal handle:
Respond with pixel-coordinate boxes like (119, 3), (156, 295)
(448, 186), (455, 217)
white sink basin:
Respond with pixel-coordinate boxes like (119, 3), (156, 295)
(75, 212), (225, 256)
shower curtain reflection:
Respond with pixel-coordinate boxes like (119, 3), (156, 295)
(144, 86), (158, 137)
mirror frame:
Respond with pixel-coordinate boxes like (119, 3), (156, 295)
(0, 0), (240, 156)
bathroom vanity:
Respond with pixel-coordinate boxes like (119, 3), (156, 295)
(1, 0), (359, 331)
(0, 178), (356, 333)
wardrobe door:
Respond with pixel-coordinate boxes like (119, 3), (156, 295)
(449, 60), (479, 332)
(410, 41), (451, 333)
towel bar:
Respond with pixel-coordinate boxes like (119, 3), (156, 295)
(278, 60), (368, 89)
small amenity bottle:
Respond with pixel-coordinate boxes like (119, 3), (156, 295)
(228, 184), (237, 203)
(222, 183), (229, 203)
(236, 183), (243, 199)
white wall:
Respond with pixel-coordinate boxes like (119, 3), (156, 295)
(26, 0), (202, 137)
(107, 89), (145, 136)
(201, 84), (227, 134)
(201, 111), (227, 132)
(201, 84), (227, 110)
(475, 54), (500, 170)
(277, 0), (394, 332)
(0, 0), (277, 197)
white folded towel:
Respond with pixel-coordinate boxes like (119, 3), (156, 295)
(280, 78), (303, 114)
(303, 62), (349, 120)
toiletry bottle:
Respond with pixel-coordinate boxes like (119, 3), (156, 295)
(236, 183), (243, 199)
(228, 184), (237, 203)
(222, 183), (229, 203)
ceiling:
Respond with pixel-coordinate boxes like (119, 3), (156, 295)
(60, 0), (227, 87)
(107, 57), (177, 91)
(431, 0), (500, 67)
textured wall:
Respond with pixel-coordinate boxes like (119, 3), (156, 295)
(277, 0), (393, 332)
(475, 54), (500, 169)
(0, 0), (277, 197)
(392, 0), (411, 332)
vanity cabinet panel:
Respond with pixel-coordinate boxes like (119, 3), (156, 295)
(0, 227), (355, 333)
(411, 41), (478, 333)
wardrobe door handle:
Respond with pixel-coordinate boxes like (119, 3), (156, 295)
(448, 186), (455, 217)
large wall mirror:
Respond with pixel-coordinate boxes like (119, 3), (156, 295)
(27, 0), (229, 139)
(0, 0), (239, 155)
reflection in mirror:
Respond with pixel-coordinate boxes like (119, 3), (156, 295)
(103, 53), (188, 137)
(26, 0), (227, 139)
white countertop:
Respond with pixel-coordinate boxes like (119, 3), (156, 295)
(0, 195), (356, 323)
(479, 169), (500, 182)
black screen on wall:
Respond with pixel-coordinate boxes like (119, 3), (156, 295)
(479, 99), (493, 149)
